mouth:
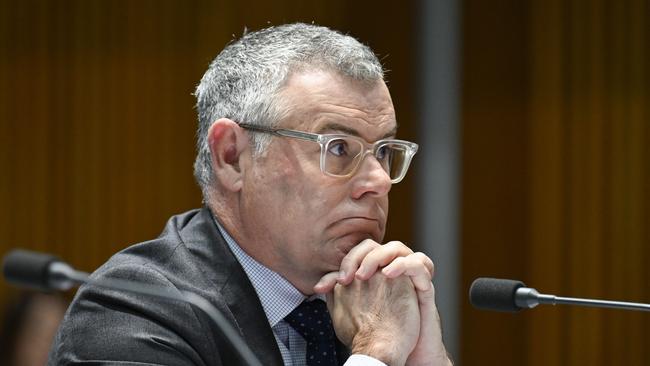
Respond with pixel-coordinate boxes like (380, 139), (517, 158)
(327, 217), (384, 248)
(342, 216), (379, 223)
(328, 216), (380, 230)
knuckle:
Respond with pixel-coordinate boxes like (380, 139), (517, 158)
(359, 238), (381, 248)
(339, 254), (355, 267)
(382, 241), (413, 256)
(385, 240), (409, 249)
(413, 251), (434, 266)
(413, 251), (430, 261)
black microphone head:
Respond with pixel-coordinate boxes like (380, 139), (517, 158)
(469, 277), (526, 312)
(2, 249), (60, 291)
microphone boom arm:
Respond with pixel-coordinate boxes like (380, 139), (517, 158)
(515, 287), (650, 312)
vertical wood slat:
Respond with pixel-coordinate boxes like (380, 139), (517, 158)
(639, 1), (649, 363)
(566, 0), (606, 363)
(0, 1), (9, 266)
(604, 0), (627, 362)
(619, 0), (646, 362)
(527, 0), (565, 364)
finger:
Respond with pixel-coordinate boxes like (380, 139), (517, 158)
(382, 252), (433, 277)
(381, 254), (434, 292)
(414, 252), (435, 276)
(405, 284), (449, 366)
(337, 239), (381, 285)
(325, 289), (334, 308)
(313, 271), (341, 294)
(380, 256), (408, 277)
(410, 270), (435, 293)
(355, 241), (413, 280)
(382, 253), (434, 280)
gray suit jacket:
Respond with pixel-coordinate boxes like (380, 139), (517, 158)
(48, 207), (349, 365)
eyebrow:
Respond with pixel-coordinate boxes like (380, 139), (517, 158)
(316, 122), (399, 140)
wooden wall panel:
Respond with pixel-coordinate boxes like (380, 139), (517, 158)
(528, 0), (565, 362)
(0, 0), (419, 339)
(463, 0), (649, 365)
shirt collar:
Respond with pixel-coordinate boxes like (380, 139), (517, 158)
(214, 218), (320, 327)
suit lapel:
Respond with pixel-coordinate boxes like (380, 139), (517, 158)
(182, 208), (284, 366)
(221, 266), (285, 366)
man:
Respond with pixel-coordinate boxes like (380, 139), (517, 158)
(49, 23), (452, 366)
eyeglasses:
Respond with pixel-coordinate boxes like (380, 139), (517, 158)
(239, 123), (418, 184)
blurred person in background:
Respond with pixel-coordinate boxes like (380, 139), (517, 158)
(0, 292), (68, 366)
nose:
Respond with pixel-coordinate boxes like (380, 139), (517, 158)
(350, 152), (392, 200)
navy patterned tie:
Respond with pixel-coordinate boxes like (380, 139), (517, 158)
(285, 299), (338, 366)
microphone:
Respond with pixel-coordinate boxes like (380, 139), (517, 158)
(469, 277), (650, 313)
(2, 249), (263, 366)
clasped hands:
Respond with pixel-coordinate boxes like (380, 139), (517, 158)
(313, 240), (452, 366)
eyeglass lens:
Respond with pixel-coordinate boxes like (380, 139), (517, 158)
(323, 137), (409, 180)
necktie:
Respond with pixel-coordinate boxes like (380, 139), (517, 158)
(284, 299), (338, 366)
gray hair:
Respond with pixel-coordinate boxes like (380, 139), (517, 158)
(193, 23), (385, 199)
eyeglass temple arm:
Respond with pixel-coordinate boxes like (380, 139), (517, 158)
(239, 123), (319, 143)
(274, 129), (320, 142)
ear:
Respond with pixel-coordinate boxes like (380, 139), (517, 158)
(207, 118), (248, 192)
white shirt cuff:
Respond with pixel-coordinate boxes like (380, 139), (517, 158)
(343, 354), (388, 366)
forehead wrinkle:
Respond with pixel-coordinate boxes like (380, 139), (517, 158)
(281, 99), (397, 139)
(318, 101), (394, 120)
(310, 101), (397, 138)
